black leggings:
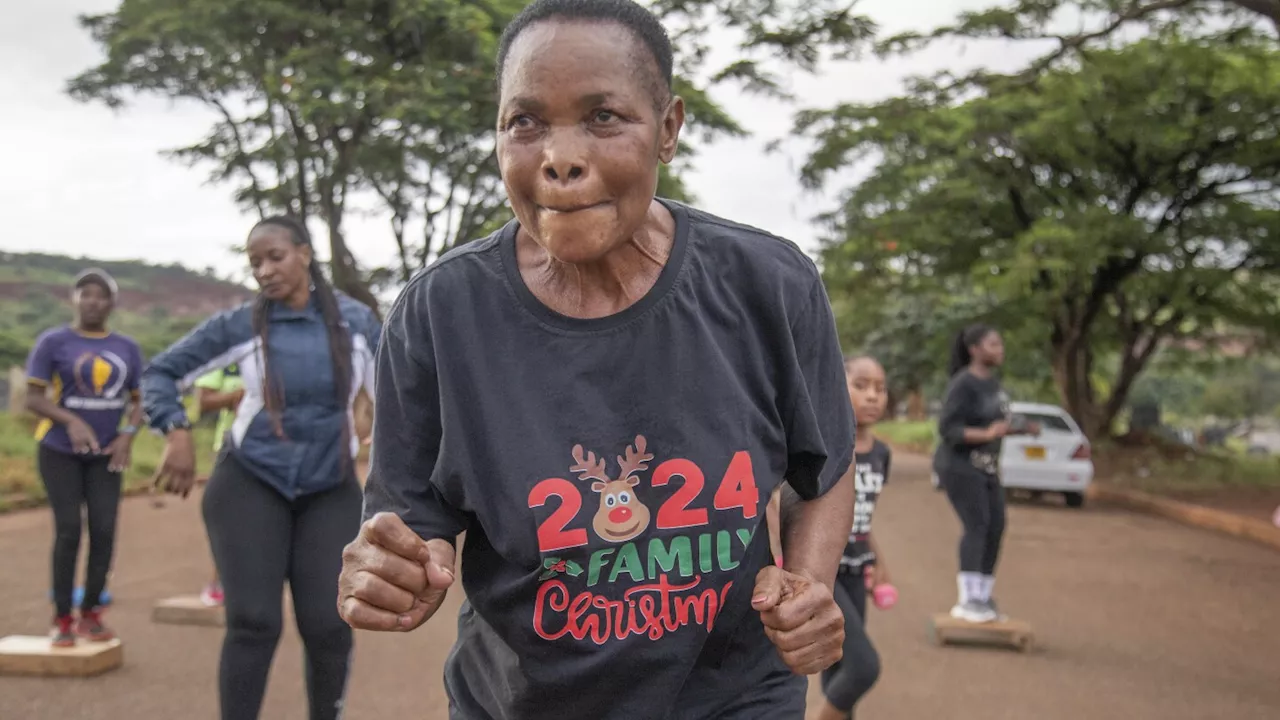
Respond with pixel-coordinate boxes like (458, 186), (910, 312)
(942, 470), (1006, 574)
(819, 569), (881, 716)
(39, 444), (122, 617)
(202, 453), (362, 720)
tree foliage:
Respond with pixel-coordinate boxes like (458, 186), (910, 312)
(68, 0), (877, 309)
(798, 21), (1280, 438)
(878, 0), (1279, 94)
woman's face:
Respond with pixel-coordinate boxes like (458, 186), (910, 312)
(973, 331), (1005, 367)
(73, 282), (113, 328)
(496, 19), (684, 265)
(247, 225), (312, 302)
(846, 358), (888, 427)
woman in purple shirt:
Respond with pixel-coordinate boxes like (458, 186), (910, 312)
(24, 268), (144, 647)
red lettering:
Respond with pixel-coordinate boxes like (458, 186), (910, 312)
(528, 478), (589, 553)
(532, 576), (732, 645)
(713, 451), (759, 519)
(652, 459), (709, 529)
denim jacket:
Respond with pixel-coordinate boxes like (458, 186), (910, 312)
(141, 292), (381, 499)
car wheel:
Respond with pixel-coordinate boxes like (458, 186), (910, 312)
(1064, 492), (1085, 509)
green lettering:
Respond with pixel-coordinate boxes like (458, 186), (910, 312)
(736, 528), (754, 549)
(717, 530), (739, 571)
(609, 543), (644, 584)
(648, 536), (693, 579)
(587, 548), (615, 587)
(699, 533), (714, 573)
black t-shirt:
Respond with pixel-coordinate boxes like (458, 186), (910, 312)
(363, 199), (855, 720)
(839, 440), (891, 573)
(934, 370), (1010, 476)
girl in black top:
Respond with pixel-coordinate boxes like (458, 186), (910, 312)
(816, 356), (892, 720)
(934, 324), (1037, 623)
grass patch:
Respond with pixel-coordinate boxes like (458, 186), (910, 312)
(0, 411), (217, 510)
(873, 420), (937, 454)
(1093, 438), (1280, 493)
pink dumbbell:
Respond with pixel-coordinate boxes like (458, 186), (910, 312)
(871, 583), (898, 611)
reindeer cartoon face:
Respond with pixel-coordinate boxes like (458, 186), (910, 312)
(571, 436), (654, 543)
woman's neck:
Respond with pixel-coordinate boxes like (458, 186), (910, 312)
(283, 286), (312, 311)
(967, 361), (992, 379)
(519, 200), (675, 319)
(73, 321), (107, 336)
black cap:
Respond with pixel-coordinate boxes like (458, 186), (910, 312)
(73, 268), (119, 299)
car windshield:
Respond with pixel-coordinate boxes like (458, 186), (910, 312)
(1017, 412), (1074, 433)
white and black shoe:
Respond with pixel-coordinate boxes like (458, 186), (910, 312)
(984, 598), (1008, 621)
(950, 601), (997, 623)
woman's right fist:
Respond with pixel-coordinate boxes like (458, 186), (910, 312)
(337, 512), (456, 632)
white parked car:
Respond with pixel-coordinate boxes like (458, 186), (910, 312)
(931, 402), (1094, 508)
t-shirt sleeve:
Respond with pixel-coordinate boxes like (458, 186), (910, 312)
(781, 275), (856, 500)
(937, 375), (974, 448)
(25, 331), (57, 386)
(882, 444), (893, 485)
(361, 287), (468, 544)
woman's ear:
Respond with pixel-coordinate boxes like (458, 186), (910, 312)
(658, 96), (685, 165)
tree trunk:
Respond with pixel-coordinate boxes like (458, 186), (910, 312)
(905, 389), (926, 421)
(1051, 340), (1105, 439)
(326, 223), (381, 316)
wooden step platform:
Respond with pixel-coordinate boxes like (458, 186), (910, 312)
(928, 613), (1034, 652)
(0, 635), (124, 677)
(152, 595), (225, 627)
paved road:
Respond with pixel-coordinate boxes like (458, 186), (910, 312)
(2, 454), (1278, 719)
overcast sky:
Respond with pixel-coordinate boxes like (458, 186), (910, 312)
(0, 0), (1041, 286)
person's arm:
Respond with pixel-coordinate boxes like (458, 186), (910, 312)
(340, 283), (468, 634)
(145, 311), (242, 496)
(751, 274), (855, 676)
(25, 383), (81, 429)
(777, 469), (854, 590)
(142, 311), (240, 435)
(938, 376), (1003, 447)
(867, 447), (891, 585)
(106, 346), (146, 472)
(23, 332), (76, 426)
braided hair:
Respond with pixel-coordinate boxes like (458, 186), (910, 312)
(249, 216), (354, 447)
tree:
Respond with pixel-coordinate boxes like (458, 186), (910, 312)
(1200, 357), (1280, 424)
(879, 0), (1279, 92)
(68, 0), (877, 306)
(68, 0), (521, 312)
(797, 27), (1280, 438)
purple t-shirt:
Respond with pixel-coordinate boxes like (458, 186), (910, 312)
(26, 326), (143, 455)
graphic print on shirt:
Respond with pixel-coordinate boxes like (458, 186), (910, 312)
(841, 455), (886, 571)
(570, 437), (654, 543)
(526, 435), (763, 646)
(67, 350), (130, 410)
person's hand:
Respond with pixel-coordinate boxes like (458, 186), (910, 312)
(752, 566), (845, 675)
(865, 563), (890, 589)
(230, 388), (245, 410)
(338, 512), (455, 632)
(152, 430), (197, 498)
(67, 418), (100, 455)
(105, 434), (133, 473)
(985, 420), (1011, 442)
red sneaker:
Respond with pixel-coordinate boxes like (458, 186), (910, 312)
(51, 615), (76, 648)
(75, 608), (116, 642)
